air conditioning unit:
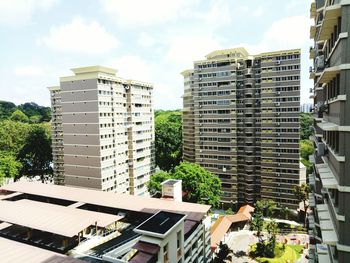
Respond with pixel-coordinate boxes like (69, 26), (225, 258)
(199, 87), (202, 90)
(277, 133), (281, 136)
(276, 112), (280, 116)
(277, 173), (280, 177)
(199, 105), (202, 108)
(199, 114), (202, 117)
(276, 102), (280, 106)
(276, 123), (280, 126)
(276, 61), (281, 65)
(278, 163), (281, 166)
(277, 92), (281, 95)
(199, 78), (202, 81)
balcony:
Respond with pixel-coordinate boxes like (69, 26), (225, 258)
(315, 163), (338, 189)
(318, 64), (350, 84)
(316, 203), (338, 245)
(310, 25), (317, 39)
(310, 2), (316, 18)
(318, 4), (341, 41)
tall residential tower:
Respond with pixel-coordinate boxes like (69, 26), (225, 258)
(49, 66), (154, 196)
(309, 0), (350, 262)
(182, 48), (301, 209)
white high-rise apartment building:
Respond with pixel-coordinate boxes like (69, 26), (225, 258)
(49, 66), (154, 196)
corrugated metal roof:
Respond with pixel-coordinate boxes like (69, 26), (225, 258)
(0, 199), (122, 237)
(0, 237), (85, 263)
(1, 182), (210, 221)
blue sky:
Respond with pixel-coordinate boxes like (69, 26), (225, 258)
(0, 0), (313, 109)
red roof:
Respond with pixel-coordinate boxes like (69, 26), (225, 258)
(210, 204), (255, 251)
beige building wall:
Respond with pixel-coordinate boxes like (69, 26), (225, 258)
(49, 66), (154, 195)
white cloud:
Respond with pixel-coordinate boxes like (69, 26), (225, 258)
(0, 0), (57, 26)
(38, 17), (119, 54)
(13, 66), (45, 76)
(166, 35), (222, 69)
(138, 32), (156, 48)
(107, 55), (154, 83)
(100, 0), (198, 26)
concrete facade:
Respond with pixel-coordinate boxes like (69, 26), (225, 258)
(309, 0), (350, 262)
(49, 66), (154, 196)
(182, 48), (301, 210)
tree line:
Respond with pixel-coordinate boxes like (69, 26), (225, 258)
(0, 101), (52, 184)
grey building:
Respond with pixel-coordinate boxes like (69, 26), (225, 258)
(182, 47), (301, 210)
(49, 66), (155, 196)
(308, 0), (350, 262)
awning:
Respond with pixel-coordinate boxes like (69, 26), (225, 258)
(317, 244), (332, 263)
(316, 204), (338, 245)
(316, 164), (338, 189)
(317, 121), (338, 131)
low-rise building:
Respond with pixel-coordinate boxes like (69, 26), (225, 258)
(0, 181), (212, 263)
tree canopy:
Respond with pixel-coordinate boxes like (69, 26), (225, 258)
(18, 123), (53, 182)
(0, 100), (51, 123)
(155, 110), (183, 171)
(300, 113), (313, 140)
(0, 152), (22, 185)
(147, 162), (222, 207)
(10, 109), (29, 123)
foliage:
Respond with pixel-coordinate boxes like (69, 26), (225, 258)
(0, 101), (16, 120)
(293, 183), (311, 226)
(252, 244), (302, 263)
(0, 100), (51, 123)
(266, 220), (279, 257)
(18, 123), (53, 182)
(10, 109), (29, 123)
(255, 200), (277, 217)
(250, 212), (264, 242)
(0, 120), (31, 155)
(147, 162), (222, 207)
(300, 113), (313, 140)
(300, 139), (314, 161)
(225, 208), (234, 215)
(172, 162), (222, 207)
(155, 110), (182, 171)
(18, 102), (51, 122)
(147, 171), (172, 195)
(0, 152), (22, 185)
(213, 241), (233, 263)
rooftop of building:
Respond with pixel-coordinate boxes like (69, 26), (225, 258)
(0, 181), (210, 262)
(58, 65), (153, 88)
(134, 211), (186, 237)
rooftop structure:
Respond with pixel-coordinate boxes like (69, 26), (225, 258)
(0, 181), (212, 263)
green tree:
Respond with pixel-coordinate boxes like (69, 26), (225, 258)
(0, 152), (22, 185)
(250, 212), (264, 242)
(300, 113), (313, 140)
(155, 111), (182, 171)
(265, 220), (279, 258)
(293, 183), (311, 226)
(300, 139), (314, 160)
(0, 101), (16, 120)
(147, 171), (172, 195)
(255, 200), (277, 217)
(173, 162), (222, 207)
(213, 242), (233, 263)
(18, 123), (52, 182)
(19, 102), (51, 122)
(0, 120), (30, 155)
(10, 109), (29, 123)
(29, 115), (41, 124)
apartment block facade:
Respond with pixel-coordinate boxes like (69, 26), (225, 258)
(182, 47), (301, 209)
(309, 0), (350, 262)
(49, 66), (154, 196)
